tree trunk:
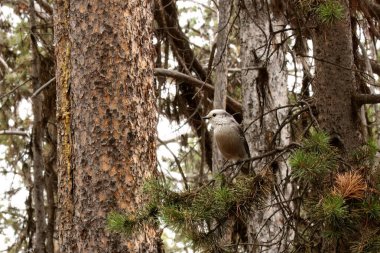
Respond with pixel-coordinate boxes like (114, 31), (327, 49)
(30, 0), (46, 252)
(212, 0), (231, 172)
(311, 0), (362, 251)
(54, 1), (161, 252)
(312, 0), (362, 152)
(240, 1), (292, 252)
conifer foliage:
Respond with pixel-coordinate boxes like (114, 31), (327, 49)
(4, 0), (380, 252)
(290, 133), (380, 252)
(108, 171), (273, 251)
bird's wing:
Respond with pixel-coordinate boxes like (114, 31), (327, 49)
(235, 123), (251, 174)
(229, 122), (250, 158)
(239, 126), (251, 158)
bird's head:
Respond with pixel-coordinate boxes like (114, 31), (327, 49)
(202, 109), (235, 126)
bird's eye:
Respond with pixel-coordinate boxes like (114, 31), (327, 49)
(212, 113), (216, 117)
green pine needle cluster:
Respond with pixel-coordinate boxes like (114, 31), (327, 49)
(107, 212), (137, 235)
(362, 198), (380, 220)
(316, 0), (344, 24)
(291, 132), (380, 251)
(154, 173), (272, 250)
(350, 138), (378, 166)
(320, 194), (349, 226)
(290, 131), (337, 181)
(107, 172), (273, 250)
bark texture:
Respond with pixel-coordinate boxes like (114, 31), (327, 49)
(312, 0), (362, 151)
(240, 1), (291, 252)
(55, 1), (161, 252)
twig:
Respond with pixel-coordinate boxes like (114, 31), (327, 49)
(222, 143), (300, 172)
(0, 130), (29, 137)
(244, 104), (298, 133)
(31, 77), (56, 98)
(0, 54), (12, 72)
(0, 79), (31, 100)
(158, 138), (189, 191)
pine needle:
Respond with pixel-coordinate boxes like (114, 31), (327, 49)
(332, 171), (367, 200)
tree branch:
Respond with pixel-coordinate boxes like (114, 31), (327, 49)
(36, 0), (53, 15)
(370, 59), (380, 76)
(353, 94), (380, 106)
(154, 68), (242, 112)
(31, 77), (55, 98)
(158, 138), (189, 191)
(0, 130), (29, 137)
(365, 0), (380, 18)
(0, 54), (12, 72)
(0, 79), (31, 100)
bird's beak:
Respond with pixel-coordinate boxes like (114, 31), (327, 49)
(202, 115), (211, 120)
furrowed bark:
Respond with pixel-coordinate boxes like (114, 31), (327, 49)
(55, 0), (161, 252)
(240, 1), (292, 252)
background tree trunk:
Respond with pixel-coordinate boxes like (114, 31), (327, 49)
(212, 0), (231, 172)
(54, 1), (161, 252)
(30, 0), (46, 251)
(311, 0), (362, 251)
(240, 1), (292, 252)
(312, 0), (362, 152)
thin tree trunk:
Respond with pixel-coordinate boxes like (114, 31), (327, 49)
(45, 148), (56, 253)
(30, 0), (46, 252)
(55, 1), (161, 252)
(212, 0), (231, 172)
(240, 1), (292, 252)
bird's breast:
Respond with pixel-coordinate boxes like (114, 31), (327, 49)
(214, 126), (247, 160)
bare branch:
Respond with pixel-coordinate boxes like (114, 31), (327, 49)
(370, 59), (380, 76)
(0, 130), (29, 137)
(36, 0), (53, 15)
(31, 77), (55, 98)
(0, 79), (31, 100)
(158, 138), (189, 191)
(154, 68), (242, 112)
(0, 54), (12, 72)
(223, 143), (301, 173)
(365, 0), (380, 18)
(353, 94), (380, 106)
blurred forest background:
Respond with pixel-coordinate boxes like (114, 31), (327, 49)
(3, 0), (380, 252)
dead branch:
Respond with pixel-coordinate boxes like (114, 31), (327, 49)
(31, 77), (55, 98)
(0, 130), (29, 137)
(154, 68), (242, 112)
(370, 59), (380, 76)
(0, 79), (31, 100)
(353, 94), (380, 106)
(158, 138), (189, 190)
